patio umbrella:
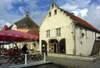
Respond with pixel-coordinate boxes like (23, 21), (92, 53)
(0, 30), (39, 42)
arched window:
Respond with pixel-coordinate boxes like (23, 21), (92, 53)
(49, 12), (51, 17)
(59, 38), (66, 53)
(52, 4), (54, 8)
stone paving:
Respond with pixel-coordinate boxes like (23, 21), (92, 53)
(23, 63), (74, 68)
(9, 61), (52, 68)
(47, 56), (100, 68)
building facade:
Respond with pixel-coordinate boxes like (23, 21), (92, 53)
(39, 2), (100, 56)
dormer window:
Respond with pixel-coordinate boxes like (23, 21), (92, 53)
(52, 4), (54, 8)
(50, 2), (56, 9)
(49, 12), (51, 17)
(54, 10), (57, 15)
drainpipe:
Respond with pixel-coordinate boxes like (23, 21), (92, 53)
(74, 21), (78, 55)
(95, 32), (96, 40)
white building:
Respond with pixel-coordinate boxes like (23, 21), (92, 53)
(39, 2), (100, 56)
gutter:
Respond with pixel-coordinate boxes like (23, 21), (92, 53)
(74, 21), (78, 55)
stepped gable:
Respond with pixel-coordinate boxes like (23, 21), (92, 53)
(27, 28), (39, 36)
(2, 25), (8, 31)
(58, 7), (100, 33)
(8, 12), (39, 30)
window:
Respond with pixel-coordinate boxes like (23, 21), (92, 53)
(54, 10), (57, 15)
(56, 28), (61, 36)
(49, 12), (51, 17)
(52, 4), (54, 8)
(46, 30), (50, 37)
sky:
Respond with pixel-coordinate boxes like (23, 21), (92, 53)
(0, 0), (100, 30)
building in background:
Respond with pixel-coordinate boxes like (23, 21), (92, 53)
(2, 25), (8, 31)
(39, 2), (100, 56)
(1, 12), (39, 52)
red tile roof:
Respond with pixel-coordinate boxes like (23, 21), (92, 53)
(59, 8), (100, 33)
(17, 29), (29, 33)
(27, 28), (39, 36)
(2, 25), (8, 31)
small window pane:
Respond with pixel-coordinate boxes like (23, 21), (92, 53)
(52, 4), (54, 8)
(56, 28), (61, 36)
(54, 10), (57, 15)
(46, 30), (50, 37)
(49, 12), (51, 17)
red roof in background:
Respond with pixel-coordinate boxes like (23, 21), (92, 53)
(59, 8), (100, 33)
(27, 28), (39, 36)
(2, 25), (8, 31)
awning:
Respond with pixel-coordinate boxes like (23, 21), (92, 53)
(0, 30), (39, 42)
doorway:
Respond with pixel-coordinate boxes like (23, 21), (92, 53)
(59, 38), (66, 54)
(54, 44), (56, 53)
(49, 39), (59, 53)
(41, 40), (47, 55)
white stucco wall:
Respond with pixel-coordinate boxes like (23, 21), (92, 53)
(75, 26), (100, 56)
(40, 3), (75, 55)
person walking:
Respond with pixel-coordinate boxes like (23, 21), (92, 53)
(13, 44), (18, 52)
(22, 44), (28, 54)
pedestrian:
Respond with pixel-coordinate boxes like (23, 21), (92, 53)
(13, 43), (18, 52)
(22, 44), (28, 54)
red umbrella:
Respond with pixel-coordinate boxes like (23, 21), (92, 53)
(0, 30), (39, 42)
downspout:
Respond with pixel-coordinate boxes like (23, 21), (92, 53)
(95, 32), (96, 40)
(74, 21), (78, 55)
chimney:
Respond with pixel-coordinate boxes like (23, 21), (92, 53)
(71, 12), (74, 15)
(26, 12), (29, 16)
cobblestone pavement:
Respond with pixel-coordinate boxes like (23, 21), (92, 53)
(47, 56), (100, 68)
(23, 63), (74, 68)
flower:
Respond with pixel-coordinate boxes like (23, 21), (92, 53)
(6, 50), (21, 57)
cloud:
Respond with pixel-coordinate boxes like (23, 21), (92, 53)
(72, 8), (88, 17)
(30, 10), (47, 26)
(23, 0), (39, 11)
(82, 4), (100, 30)
(79, 9), (88, 17)
(60, 3), (78, 10)
(0, 20), (11, 29)
(19, 7), (25, 14)
(6, 22), (11, 27)
(57, 0), (91, 9)
(96, 6), (100, 9)
(0, 0), (13, 16)
(12, 0), (22, 4)
(72, 11), (78, 16)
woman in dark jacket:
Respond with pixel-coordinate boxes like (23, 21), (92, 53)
(22, 44), (28, 54)
(14, 44), (18, 52)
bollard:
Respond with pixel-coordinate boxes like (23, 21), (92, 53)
(44, 53), (46, 62)
(25, 54), (27, 65)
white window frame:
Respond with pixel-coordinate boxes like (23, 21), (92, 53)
(46, 30), (50, 37)
(56, 28), (61, 36)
